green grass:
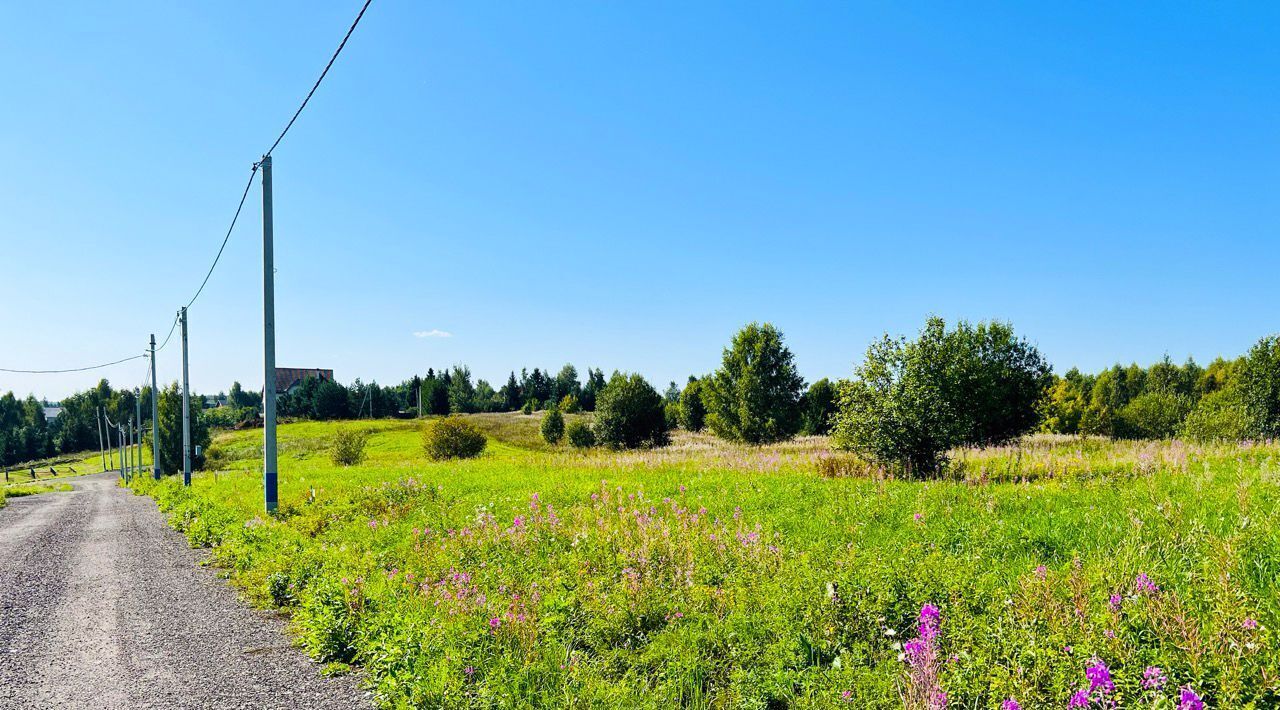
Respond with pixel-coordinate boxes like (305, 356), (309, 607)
(131, 415), (1280, 708)
(0, 481), (74, 506)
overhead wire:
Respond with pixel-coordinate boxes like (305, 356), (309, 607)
(2, 0), (374, 378)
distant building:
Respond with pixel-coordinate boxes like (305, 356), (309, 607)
(42, 405), (62, 423)
(274, 368), (334, 396)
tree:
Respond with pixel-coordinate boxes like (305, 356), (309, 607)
(313, 379), (351, 420)
(663, 381), (681, 403)
(541, 406), (565, 444)
(501, 372), (522, 411)
(580, 368), (606, 411)
(475, 379), (501, 412)
(1239, 335), (1280, 438)
(678, 378), (707, 432)
(703, 322), (805, 444)
(157, 382), (210, 473)
(553, 364), (581, 403)
(446, 365), (476, 413)
(593, 373), (669, 449)
(832, 318), (1050, 476)
(1113, 391), (1192, 439)
(800, 378), (837, 436)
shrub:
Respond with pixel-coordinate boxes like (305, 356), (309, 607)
(521, 399), (537, 415)
(664, 401), (681, 430)
(329, 428), (369, 466)
(566, 420), (596, 448)
(593, 373), (669, 449)
(541, 407), (565, 444)
(832, 318), (1051, 476)
(1113, 392), (1192, 439)
(560, 394), (581, 413)
(703, 323), (806, 444)
(678, 379), (706, 432)
(422, 416), (486, 460)
(800, 378), (838, 435)
(1182, 387), (1253, 442)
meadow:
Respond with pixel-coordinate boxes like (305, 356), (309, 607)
(129, 415), (1280, 708)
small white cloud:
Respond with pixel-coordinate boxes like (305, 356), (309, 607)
(413, 329), (452, 339)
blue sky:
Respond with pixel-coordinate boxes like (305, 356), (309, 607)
(2, 2), (1277, 399)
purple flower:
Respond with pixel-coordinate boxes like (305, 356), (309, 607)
(841, 690), (852, 702)
(1142, 666), (1166, 690)
(1068, 690), (1090, 708)
(1243, 617), (1259, 630)
(1109, 594), (1122, 612)
(488, 617), (501, 629)
(1134, 572), (1159, 594)
(1178, 686), (1204, 710)
(1002, 700), (1021, 710)
(464, 666), (475, 676)
(1034, 565), (1047, 580)
(1085, 658), (1115, 695)
(914, 512), (924, 522)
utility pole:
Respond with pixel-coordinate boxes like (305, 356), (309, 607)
(135, 389), (143, 479)
(95, 406), (106, 471)
(150, 334), (160, 479)
(180, 306), (191, 486)
(261, 155), (278, 514)
(126, 418), (134, 482)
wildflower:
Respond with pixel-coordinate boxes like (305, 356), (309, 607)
(464, 666), (475, 676)
(1109, 594), (1122, 613)
(488, 617), (501, 629)
(841, 690), (852, 702)
(1243, 617), (1259, 630)
(1035, 565), (1047, 580)
(1178, 686), (1204, 710)
(1001, 700), (1020, 710)
(1068, 690), (1090, 708)
(1085, 658), (1114, 695)
(512, 515), (524, 527)
(1141, 666), (1166, 690)
(1104, 629), (1115, 639)
(914, 512), (924, 523)
(1134, 572), (1159, 594)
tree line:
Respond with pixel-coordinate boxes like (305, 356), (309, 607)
(6, 320), (1279, 478)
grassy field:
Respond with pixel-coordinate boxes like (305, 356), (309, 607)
(130, 415), (1279, 708)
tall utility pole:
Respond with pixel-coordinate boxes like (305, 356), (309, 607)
(95, 406), (106, 471)
(180, 306), (191, 486)
(135, 389), (143, 478)
(150, 334), (160, 479)
(126, 418), (134, 482)
(261, 155), (278, 514)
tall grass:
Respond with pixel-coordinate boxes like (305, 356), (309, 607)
(131, 416), (1280, 708)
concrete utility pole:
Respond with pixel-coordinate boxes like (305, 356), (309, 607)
(180, 306), (191, 486)
(261, 155), (278, 514)
(150, 334), (160, 479)
(135, 389), (143, 478)
(95, 406), (106, 471)
(126, 418), (134, 482)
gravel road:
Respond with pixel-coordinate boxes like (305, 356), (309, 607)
(0, 472), (372, 709)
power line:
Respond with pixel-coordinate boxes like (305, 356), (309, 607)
(263, 0), (373, 159)
(0, 354), (145, 375)
(4, 0), (374, 378)
(185, 165), (259, 309)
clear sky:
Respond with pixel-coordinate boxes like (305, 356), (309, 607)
(2, 2), (1276, 400)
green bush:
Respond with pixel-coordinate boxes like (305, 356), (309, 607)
(800, 378), (838, 435)
(566, 420), (596, 448)
(593, 373), (669, 449)
(664, 401), (681, 430)
(1182, 387), (1253, 442)
(521, 399), (537, 415)
(1240, 335), (1280, 438)
(703, 322), (806, 444)
(1113, 391), (1192, 439)
(678, 379), (706, 432)
(832, 318), (1051, 476)
(329, 428), (369, 466)
(422, 416), (487, 460)
(559, 395), (581, 414)
(541, 407), (565, 444)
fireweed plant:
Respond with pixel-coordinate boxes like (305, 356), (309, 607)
(130, 418), (1280, 708)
